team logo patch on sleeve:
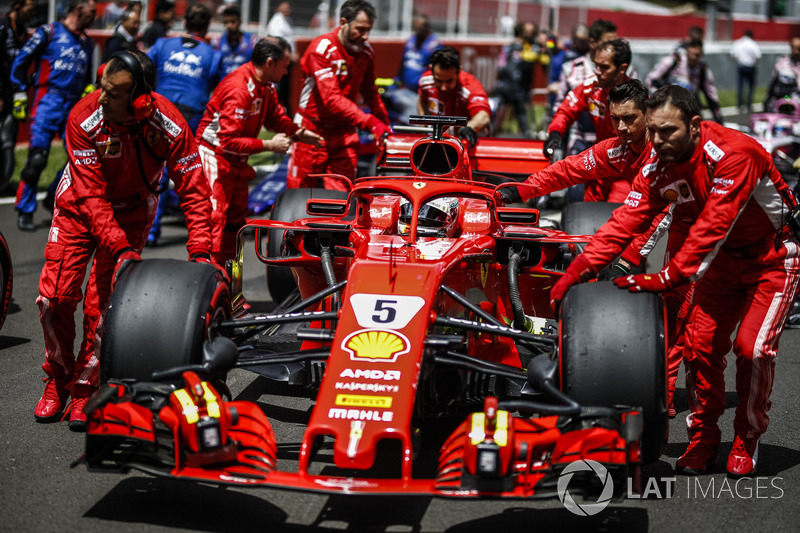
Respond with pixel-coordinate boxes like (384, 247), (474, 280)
(583, 149), (597, 170)
(606, 146), (622, 159)
(80, 108), (103, 132)
(154, 110), (182, 138)
(642, 162), (658, 178)
(316, 38), (331, 55)
(703, 140), (725, 162)
(624, 190), (642, 207)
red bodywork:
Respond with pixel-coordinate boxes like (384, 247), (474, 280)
(82, 130), (642, 499)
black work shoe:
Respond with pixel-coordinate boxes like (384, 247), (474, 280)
(17, 212), (36, 231)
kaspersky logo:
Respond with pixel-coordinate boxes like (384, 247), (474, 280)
(342, 329), (410, 363)
(557, 460), (614, 516)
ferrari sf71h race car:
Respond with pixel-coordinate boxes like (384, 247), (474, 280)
(77, 116), (667, 502)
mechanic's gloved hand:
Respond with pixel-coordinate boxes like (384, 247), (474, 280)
(82, 83), (97, 98)
(597, 261), (631, 281)
(366, 114), (391, 142)
(458, 126), (478, 148)
(191, 252), (229, 280)
(498, 185), (523, 205)
(544, 131), (564, 163)
(12, 92), (28, 121)
(113, 248), (142, 285)
(613, 266), (680, 293)
(550, 254), (597, 311)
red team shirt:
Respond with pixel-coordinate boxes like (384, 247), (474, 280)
(58, 90), (212, 258)
(196, 62), (299, 163)
(522, 136), (647, 202)
(547, 76), (623, 144)
(580, 121), (792, 280)
(296, 29), (388, 130)
(417, 69), (491, 121)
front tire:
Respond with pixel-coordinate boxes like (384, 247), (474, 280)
(560, 281), (667, 464)
(101, 259), (230, 382)
(267, 188), (348, 303)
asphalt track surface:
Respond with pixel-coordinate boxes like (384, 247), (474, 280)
(1, 195), (800, 533)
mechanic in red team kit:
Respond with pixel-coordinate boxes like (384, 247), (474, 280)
(545, 38), (632, 163)
(551, 85), (800, 477)
(417, 46), (491, 146)
(197, 37), (322, 265)
(287, 0), (389, 190)
(34, 50), (213, 431)
(505, 79), (650, 204)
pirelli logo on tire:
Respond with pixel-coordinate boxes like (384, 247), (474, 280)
(335, 394), (393, 408)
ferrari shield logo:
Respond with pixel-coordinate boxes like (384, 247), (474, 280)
(413, 182), (426, 189)
(146, 130), (161, 146)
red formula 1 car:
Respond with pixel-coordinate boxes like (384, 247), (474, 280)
(78, 116), (667, 501)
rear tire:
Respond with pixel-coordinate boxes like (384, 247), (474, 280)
(560, 281), (667, 464)
(561, 201), (622, 235)
(562, 202), (644, 276)
(267, 188), (348, 303)
(101, 259), (230, 382)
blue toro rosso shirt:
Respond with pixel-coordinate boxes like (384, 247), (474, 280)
(11, 21), (94, 100)
(397, 33), (441, 91)
(213, 31), (257, 79)
(147, 35), (220, 119)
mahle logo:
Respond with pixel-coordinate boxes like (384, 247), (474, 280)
(557, 459), (614, 516)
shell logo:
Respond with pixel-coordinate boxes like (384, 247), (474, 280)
(342, 329), (410, 363)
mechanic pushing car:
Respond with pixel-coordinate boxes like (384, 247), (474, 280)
(417, 46), (491, 147)
(196, 37), (322, 266)
(34, 50), (214, 431)
(504, 79), (692, 418)
(544, 38), (632, 167)
(505, 79), (649, 204)
(551, 85), (800, 477)
(286, 0), (389, 190)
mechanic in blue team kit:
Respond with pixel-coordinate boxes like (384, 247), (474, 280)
(393, 13), (440, 122)
(35, 50), (213, 431)
(146, 2), (219, 245)
(551, 86), (800, 477)
(213, 5), (257, 80)
(197, 37), (322, 265)
(11, 0), (96, 231)
(0, 0), (36, 195)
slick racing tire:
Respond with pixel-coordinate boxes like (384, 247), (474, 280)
(101, 259), (231, 382)
(267, 188), (348, 304)
(561, 201), (622, 236)
(560, 281), (667, 464)
(0, 231), (11, 332)
(562, 201), (645, 276)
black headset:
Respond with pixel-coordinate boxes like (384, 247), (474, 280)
(100, 50), (154, 121)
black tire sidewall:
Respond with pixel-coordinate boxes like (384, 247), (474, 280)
(560, 281), (668, 464)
